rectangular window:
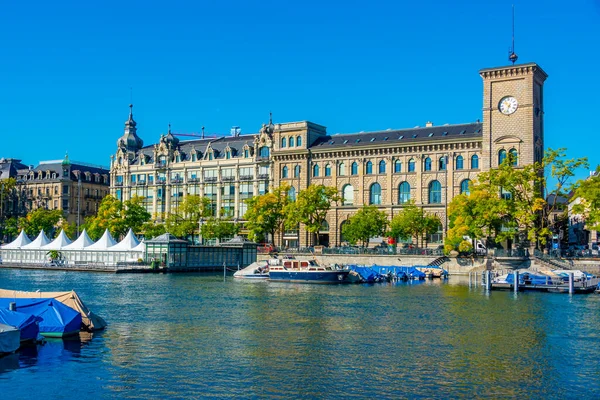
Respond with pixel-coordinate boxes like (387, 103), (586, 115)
(62, 185), (69, 195)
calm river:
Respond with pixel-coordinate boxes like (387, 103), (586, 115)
(1, 269), (600, 399)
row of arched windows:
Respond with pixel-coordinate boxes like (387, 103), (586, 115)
(311, 156), (480, 178)
(281, 165), (301, 178)
(281, 136), (302, 148)
(360, 179), (472, 205)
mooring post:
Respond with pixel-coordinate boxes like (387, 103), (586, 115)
(514, 270), (519, 293)
(569, 272), (574, 295)
(469, 272), (472, 287)
(486, 270), (492, 291)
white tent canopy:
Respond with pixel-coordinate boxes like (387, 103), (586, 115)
(85, 229), (117, 251)
(20, 230), (52, 249)
(110, 228), (140, 251)
(41, 230), (72, 250)
(62, 229), (95, 250)
(1, 230), (31, 249)
(132, 240), (145, 253)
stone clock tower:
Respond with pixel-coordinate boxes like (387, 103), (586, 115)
(480, 63), (548, 171)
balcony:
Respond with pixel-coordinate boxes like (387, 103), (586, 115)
(240, 175), (253, 181)
(222, 176), (235, 182)
(136, 181), (147, 186)
(258, 173), (269, 180)
(204, 176), (217, 183)
(188, 177), (200, 183)
(171, 178), (183, 185)
(157, 178), (167, 184)
(114, 182), (123, 187)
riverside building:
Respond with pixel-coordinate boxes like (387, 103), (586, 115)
(110, 62), (547, 248)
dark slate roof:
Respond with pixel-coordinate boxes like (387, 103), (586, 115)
(0, 158), (28, 180)
(146, 233), (189, 244)
(16, 161), (109, 183)
(310, 122), (482, 150)
(134, 134), (258, 163)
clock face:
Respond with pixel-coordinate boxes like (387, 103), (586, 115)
(499, 96), (518, 115)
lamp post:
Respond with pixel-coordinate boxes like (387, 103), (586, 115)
(77, 175), (81, 236)
(444, 154), (449, 237)
(198, 217), (205, 245)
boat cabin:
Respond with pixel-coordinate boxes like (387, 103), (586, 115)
(267, 258), (329, 271)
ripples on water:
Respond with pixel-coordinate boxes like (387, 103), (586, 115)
(1, 270), (600, 399)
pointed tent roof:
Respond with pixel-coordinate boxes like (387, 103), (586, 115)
(41, 230), (72, 250)
(62, 229), (95, 250)
(1, 230), (32, 249)
(20, 230), (52, 249)
(110, 228), (140, 251)
(85, 229), (118, 251)
(131, 240), (145, 253)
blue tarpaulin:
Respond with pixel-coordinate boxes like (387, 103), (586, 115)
(371, 265), (426, 280)
(0, 308), (40, 341)
(0, 299), (81, 337)
(347, 265), (383, 282)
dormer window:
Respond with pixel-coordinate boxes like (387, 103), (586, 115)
(191, 153), (197, 162)
(244, 149), (249, 158)
(226, 150), (231, 160)
(175, 154), (181, 163)
(208, 152), (213, 161)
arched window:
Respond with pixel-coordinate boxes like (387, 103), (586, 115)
(498, 149), (507, 165)
(325, 164), (332, 177)
(455, 155), (464, 170)
(342, 184), (354, 205)
(366, 161), (373, 174)
(428, 180), (442, 204)
(471, 154), (479, 169)
(424, 157), (432, 171)
(288, 186), (296, 201)
(259, 146), (270, 157)
(313, 164), (319, 177)
(281, 137), (287, 148)
(439, 156), (446, 171)
(282, 166), (288, 178)
(370, 183), (382, 205)
(379, 160), (386, 174)
(399, 182), (411, 204)
(289, 137), (295, 147)
(460, 179), (471, 195)
(294, 165), (300, 177)
(351, 162), (358, 175)
(394, 160), (402, 173)
(408, 159), (415, 172)
(338, 162), (346, 176)
(509, 148), (518, 166)
(297, 136), (302, 146)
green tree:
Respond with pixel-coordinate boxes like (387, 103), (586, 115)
(1, 217), (19, 242)
(59, 220), (77, 239)
(200, 217), (240, 243)
(445, 148), (588, 251)
(84, 195), (151, 240)
(19, 208), (63, 237)
(574, 166), (600, 231)
(341, 205), (388, 247)
(389, 202), (440, 247)
(165, 195), (211, 241)
(244, 183), (291, 243)
(140, 221), (166, 239)
(285, 184), (340, 245)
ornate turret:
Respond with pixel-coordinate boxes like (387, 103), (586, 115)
(161, 123), (180, 147)
(117, 104), (144, 151)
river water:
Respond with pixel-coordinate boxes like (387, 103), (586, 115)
(1, 269), (600, 399)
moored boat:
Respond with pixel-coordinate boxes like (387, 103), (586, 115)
(267, 257), (349, 284)
(233, 261), (269, 280)
(0, 323), (20, 355)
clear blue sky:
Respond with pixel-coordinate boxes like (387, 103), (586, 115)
(1, 0), (599, 180)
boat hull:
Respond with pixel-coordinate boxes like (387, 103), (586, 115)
(269, 270), (349, 284)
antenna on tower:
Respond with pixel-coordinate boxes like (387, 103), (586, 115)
(508, 5), (518, 64)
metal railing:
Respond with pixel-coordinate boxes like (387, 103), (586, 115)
(259, 246), (445, 256)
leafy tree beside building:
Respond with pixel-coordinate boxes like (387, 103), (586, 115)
(341, 205), (388, 247)
(244, 184), (291, 243)
(389, 202), (440, 248)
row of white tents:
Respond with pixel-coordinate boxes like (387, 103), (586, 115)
(0, 228), (145, 266)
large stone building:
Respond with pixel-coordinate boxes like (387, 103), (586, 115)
(12, 155), (110, 225)
(110, 62), (547, 247)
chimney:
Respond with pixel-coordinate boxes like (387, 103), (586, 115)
(425, 121), (433, 127)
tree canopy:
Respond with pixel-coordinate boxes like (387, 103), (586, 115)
(18, 208), (63, 237)
(244, 184), (291, 243)
(200, 217), (240, 242)
(574, 166), (600, 231)
(165, 195), (211, 241)
(285, 184), (339, 245)
(341, 205), (388, 247)
(84, 195), (151, 240)
(445, 148), (588, 252)
(389, 202), (440, 247)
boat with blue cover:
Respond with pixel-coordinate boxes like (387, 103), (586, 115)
(0, 308), (40, 342)
(267, 257), (349, 284)
(0, 299), (82, 338)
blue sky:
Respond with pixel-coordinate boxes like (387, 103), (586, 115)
(1, 0), (599, 181)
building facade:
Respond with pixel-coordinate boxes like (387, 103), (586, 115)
(110, 62), (547, 247)
(14, 155), (110, 226)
